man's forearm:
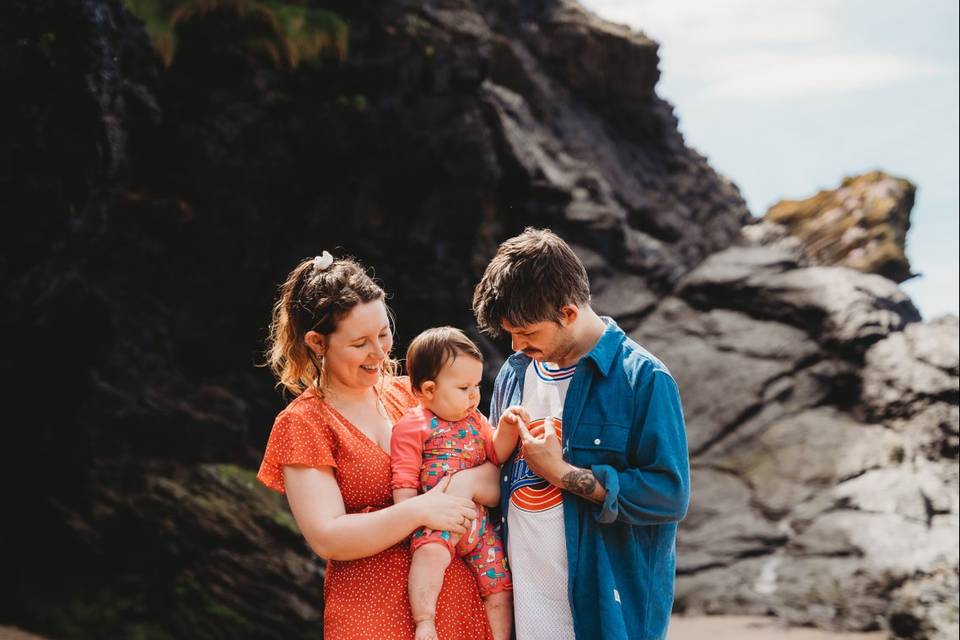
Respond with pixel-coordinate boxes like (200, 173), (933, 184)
(549, 462), (607, 504)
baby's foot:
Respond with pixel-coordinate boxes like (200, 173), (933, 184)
(414, 619), (439, 640)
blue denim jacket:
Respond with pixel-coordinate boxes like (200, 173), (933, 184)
(490, 318), (690, 640)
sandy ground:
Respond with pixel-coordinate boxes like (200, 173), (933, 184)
(669, 616), (887, 639)
(2, 618), (889, 639)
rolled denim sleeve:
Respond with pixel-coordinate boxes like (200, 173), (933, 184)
(592, 370), (690, 525)
(488, 363), (512, 427)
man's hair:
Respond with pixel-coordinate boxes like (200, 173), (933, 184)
(406, 326), (483, 392)
(472, 227), (590, 337)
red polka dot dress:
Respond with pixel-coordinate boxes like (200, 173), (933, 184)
(258, 376), (493, 640)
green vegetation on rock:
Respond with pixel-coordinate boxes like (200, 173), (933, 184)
(122, 0), (349, 68)
(764, 170), (915, 283)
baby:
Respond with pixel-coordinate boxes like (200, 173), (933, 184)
(391, 326), (526, 640)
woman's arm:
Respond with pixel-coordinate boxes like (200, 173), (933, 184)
(393, 487), (418, 504)
(284, 465), (476, 561)
(446, 462), (501, 508)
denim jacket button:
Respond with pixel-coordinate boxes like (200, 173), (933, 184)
(594, 438), (601, 445)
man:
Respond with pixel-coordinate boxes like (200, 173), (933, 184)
(472, 228), (690, 640)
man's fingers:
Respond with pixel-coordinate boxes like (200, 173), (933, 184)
(504, 406), (528, 426)
(516, 418), (533, 441)
(543, 417), (557, 439)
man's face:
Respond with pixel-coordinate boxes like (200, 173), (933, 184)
(501, 316), (576, 364)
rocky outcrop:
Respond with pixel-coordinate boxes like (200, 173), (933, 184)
(678, 245), (920, 355)
(39, 463), (326, 639)
(757, 171), (915, 283)
(3, 1), (956, 639)
(641, 234), (959, 637)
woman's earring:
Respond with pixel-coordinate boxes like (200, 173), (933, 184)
(313, 350), (326, 390)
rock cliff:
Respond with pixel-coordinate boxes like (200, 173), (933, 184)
(2, 1), (956, 639)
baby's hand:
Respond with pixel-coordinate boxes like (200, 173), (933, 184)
(499, 406), (530, 432)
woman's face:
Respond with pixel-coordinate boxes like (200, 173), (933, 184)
(313, 299), (393, 394)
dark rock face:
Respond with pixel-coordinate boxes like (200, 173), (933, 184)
(638, 231), (958, 637)
(2, 1), (956, 639)
(2, 0), (747, 638)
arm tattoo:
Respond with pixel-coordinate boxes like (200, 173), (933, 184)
(561, 468), (598, 497)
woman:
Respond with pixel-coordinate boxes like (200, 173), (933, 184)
(257, 252), (497, 639)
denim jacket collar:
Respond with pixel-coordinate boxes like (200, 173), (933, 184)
(585, 317), (624, 377)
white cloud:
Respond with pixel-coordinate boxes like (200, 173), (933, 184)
(700, 51), (943, 100)
(583, 0), (843, 47)
(581, 0), (946, 101)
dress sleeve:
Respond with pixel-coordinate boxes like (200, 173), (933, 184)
(390, 409), (427, 491)
(382, 375), (418, 421)
(257, 407), (337, 494)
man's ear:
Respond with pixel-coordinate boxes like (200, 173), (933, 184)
(420, 380), (437, 400)
(559, 304), (579, 327)
(305, 330), (325, 356)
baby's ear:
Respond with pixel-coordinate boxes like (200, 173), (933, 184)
(420, 380), (436, 400)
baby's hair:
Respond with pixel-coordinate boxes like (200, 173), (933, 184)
(406, 326), (482, 392)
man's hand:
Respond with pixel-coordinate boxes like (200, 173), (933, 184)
(517, 418), (607, 504)
(516, 417), (568, 486)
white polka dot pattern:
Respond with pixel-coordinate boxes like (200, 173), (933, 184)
(258, 377), (493, 639)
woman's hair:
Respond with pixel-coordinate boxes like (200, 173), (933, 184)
(266, 255), (397, 396)
(405, 326), (483, 392)
(472, 227), (591, 337)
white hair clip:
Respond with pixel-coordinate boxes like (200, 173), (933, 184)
(312, 251), (334, 271)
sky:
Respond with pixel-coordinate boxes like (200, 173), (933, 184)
(581, 0), (960, 320)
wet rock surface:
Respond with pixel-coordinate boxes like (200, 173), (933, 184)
(2, 1), (956, 639)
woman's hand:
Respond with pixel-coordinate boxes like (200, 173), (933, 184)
(445, 462), (500, 507)
(285, 466), (472, 562)
(415, 476), (477, 534)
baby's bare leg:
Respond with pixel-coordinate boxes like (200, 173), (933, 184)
(483, 591), (513, 640)
(409, 542), (454, 640)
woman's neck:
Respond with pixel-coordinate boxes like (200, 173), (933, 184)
(324, 377), (378, 406)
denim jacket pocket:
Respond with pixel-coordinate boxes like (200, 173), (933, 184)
(569, 422), (630, 468)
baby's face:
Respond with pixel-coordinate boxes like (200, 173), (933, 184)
(423, 354), (483, 421)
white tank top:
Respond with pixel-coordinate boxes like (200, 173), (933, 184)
(508, 360), (576, 639)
